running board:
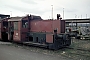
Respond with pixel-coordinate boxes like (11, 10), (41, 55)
(23, 42), (48, 47)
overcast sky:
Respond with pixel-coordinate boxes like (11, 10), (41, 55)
(0, 0), (90, 19)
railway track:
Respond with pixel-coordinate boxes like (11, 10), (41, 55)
(10, 41), (90, 52)
(65, 46), (90, 52)
(62, 46), (90, 59)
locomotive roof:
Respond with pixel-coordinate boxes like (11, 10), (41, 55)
(8, 17), (23, 21)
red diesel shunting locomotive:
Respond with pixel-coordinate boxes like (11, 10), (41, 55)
(1, 14), (71, 50)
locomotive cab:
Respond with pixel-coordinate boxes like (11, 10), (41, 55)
(8, 17), (29, 42)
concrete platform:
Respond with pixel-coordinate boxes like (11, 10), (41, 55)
(0, 43), (72, 60)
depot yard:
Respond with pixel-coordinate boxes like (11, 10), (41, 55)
(0, 39), (90, 60)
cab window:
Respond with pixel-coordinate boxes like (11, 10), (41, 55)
(22, 20), (28, 28)
(14, 22), (18, 30)
(3, 21), (8, 28)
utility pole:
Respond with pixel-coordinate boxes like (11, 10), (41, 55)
(75, 14), (77, 18)
(63, 8), (64, 19)
(51, 5), (53, 20)
(86, 14), (87, 18)
(10, 11), (12, 17)
(81, 15), (82, 19)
